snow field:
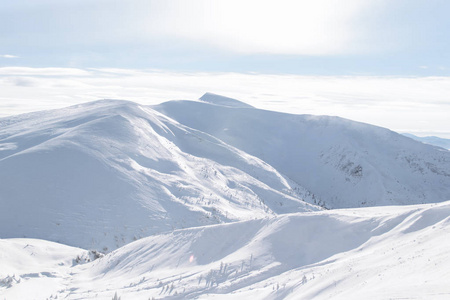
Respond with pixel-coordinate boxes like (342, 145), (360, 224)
(1, 202), (450, 299)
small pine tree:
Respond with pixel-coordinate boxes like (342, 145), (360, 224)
(112, 292), (121, 300)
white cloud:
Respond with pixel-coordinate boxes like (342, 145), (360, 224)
(0, 54), (19, 58)
(0, 67), (449, 138)
(0, 67), (90, 76)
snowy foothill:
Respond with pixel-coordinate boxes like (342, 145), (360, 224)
(1, 93), (450, 299)
(2, 201), (450, 299)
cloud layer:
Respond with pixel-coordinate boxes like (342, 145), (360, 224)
(1, 67), (449, 138)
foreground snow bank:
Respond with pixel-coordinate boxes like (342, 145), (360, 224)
(0, 239), (88, 299)
(2, 201), (450, 299)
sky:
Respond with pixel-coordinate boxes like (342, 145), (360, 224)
(0, 0), (449, 137)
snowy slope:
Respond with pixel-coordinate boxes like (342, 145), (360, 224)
(2, 201), (450, 299)
(0, 239), (89, 299)
(155, 94), (450, 209)
(0, 100), (317, 251)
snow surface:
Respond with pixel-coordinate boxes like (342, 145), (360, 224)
(1, 93), (450, 299)
(2, 201), (450, 299)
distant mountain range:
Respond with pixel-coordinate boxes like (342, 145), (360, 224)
(402, 133), (450, 150)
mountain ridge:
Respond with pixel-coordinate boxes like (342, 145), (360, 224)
(1, 95), (450, 251)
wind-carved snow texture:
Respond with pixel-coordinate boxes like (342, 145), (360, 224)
(1, 94), (450, 299)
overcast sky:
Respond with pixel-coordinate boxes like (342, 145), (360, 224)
(0, 0), (449, 137)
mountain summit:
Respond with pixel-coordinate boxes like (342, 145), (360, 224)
(199, 92), (254, 108)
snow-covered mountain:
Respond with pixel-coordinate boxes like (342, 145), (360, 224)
(1, 95), (450, 252)
(1, 94), (450, 299)
(0, 99), (317, 251)
(2, 201), (450, 299)
(155, 93), (450, 209)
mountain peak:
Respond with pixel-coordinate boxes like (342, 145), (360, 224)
(199, 93), (254, 108)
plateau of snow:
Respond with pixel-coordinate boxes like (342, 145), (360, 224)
(1, 93), (449, 299)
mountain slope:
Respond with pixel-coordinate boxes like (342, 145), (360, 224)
(2, 201), (450, 299)
(0, 100), (317, 251)
(155, 94), (450, 209)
